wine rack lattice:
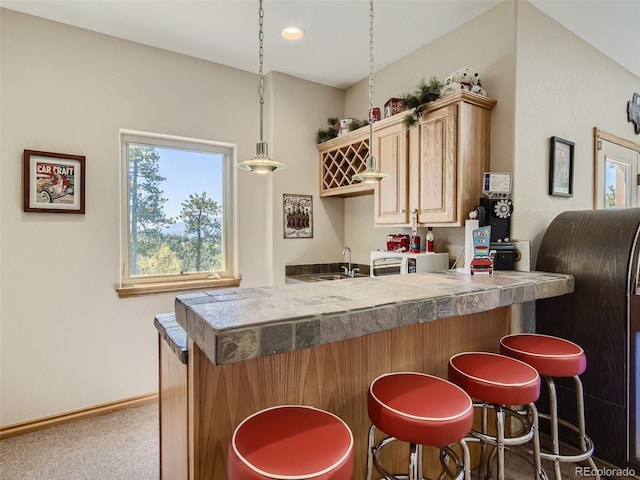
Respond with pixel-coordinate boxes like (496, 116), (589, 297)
(318, 132), (372, 196)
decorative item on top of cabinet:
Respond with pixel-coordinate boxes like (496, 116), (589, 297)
(375, 90), (496, 227)
(315, 117), (370, 144)
(400, 77), (444, 128)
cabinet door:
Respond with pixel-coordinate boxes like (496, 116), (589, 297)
(374, 120), (409, 224)
(415, 105), (457, 224)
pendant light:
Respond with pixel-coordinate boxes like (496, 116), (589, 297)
(238, 0), (284, 174)
(352, 0), (388, 183)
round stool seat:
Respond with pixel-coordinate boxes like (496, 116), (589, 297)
(229, 405), (354, 480)
(368, 372), (473, 447)
(448, 352), (540, 406)
(500, 333), (587, 377)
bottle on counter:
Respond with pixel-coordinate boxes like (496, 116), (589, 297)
(410, 234), (421, 253)
(426, 227), (435, 253)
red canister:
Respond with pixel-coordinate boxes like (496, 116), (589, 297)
(410, 235), (421, 253)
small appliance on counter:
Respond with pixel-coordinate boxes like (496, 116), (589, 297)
(477, 172), (515, 270)
(370, 251), (448, 277)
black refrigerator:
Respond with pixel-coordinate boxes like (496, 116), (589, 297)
(536, 208), (640, 469)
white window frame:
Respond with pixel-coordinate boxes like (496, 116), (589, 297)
(594, 129), (640, 210)
(119, 129), (238, 293)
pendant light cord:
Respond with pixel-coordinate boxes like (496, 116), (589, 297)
(367, 0), (375, 169)
(368, 0), (374, 121)
(238, 0), (284, 172)
(258, 0), (265, 143)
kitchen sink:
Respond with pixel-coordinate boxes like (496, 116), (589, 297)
(310, 274), (344, 281)
(307, 273), (370, 281)
(285, 272), (369, 283)
(313, 273), (370, 281)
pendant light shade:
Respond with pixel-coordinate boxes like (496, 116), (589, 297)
(238, 141), (285, 174)
(238, 0), (284, 174)
(352, 0), (388, 184)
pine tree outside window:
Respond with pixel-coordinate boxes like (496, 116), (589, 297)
(119, 131), (236, 291)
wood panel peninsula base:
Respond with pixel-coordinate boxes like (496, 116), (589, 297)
(166, 271), (574, 479)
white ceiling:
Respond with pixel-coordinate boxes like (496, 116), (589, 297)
(1, 0), (638, 89)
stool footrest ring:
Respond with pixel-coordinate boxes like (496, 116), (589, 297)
(472, 403), (535, 447)
(537, 413), (596, 464)
(368, 426), (468, 480)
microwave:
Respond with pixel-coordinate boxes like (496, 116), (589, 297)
(370, 251), (449, 276)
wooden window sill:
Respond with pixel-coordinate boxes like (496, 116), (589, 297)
(117, 277), (241, 298)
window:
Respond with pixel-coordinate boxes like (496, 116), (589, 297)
(604, 157), (632, 208)
(119, 130), (237, 296)
(594, 130), (640, 210)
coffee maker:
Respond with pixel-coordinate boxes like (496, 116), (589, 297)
(476, 173), (515, 270)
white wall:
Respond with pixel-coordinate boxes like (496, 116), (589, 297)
(0, 9), (343, 425)
(270, 72), (346, 284)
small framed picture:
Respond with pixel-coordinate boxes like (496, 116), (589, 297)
(549, 136), (574, 197)
(283, 194), (312, 238)
(23, 150), (86, 213)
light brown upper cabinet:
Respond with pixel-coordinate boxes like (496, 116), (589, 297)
(372, 114), (409, 223)
(375, 91), (496, 227)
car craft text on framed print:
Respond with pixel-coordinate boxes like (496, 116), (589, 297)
(23, 149), (86, 214)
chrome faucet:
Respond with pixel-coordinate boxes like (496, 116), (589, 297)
(342, 246), (359, 277)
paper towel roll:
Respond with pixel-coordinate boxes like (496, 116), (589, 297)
(462, 219), (479, 272)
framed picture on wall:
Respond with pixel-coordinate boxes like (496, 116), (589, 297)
(549, 136), (574, 197)
(283, 194), (313, 238)
(23, 149), (86, 213)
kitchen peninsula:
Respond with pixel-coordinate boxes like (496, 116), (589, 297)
(160, 270), (574, 479)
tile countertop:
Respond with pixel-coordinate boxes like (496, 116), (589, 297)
(173, 270), (574, 366)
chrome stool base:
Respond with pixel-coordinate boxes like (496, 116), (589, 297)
(469, 402), (546, 480)
(366, 425), (471, 480)
(539, 375), (600, 480)
(499, 334), (600, 480)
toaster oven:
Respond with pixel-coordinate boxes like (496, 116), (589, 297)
(370, 251), (449, 276)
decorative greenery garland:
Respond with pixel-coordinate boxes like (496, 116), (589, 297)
(401, 77), (443, 128)
(315, 77), (442, 143)
(315, 117), (369, 144)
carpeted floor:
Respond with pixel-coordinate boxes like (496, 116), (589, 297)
(0, 403), (159, 480)
(0, 402), (637, 480)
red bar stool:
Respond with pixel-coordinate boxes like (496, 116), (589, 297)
(228, 405), (354, 479)
(367, 372), (474, 480)
(448, 352), (545, 480)
(500, 334), (600, 480)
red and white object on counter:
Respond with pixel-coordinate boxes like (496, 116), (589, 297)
(410, 234), (421, 253)
(426, 227), (435, 253)
(386, 234), (410, 252)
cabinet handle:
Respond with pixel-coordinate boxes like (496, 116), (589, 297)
(400, 209), (405, 213)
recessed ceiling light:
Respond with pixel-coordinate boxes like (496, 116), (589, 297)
(282, 26), (305, 40)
